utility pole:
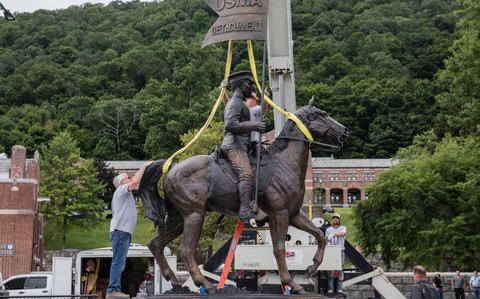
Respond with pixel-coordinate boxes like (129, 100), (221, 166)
(267, 0), (295, 135)
(0, 2), (16, 21)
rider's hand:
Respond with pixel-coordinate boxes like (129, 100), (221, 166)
(252, 122), (266, 133)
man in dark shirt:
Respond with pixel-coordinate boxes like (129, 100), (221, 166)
(222, 71), (266, 223)
(432, 272), (443, 299)
(411, 265), (438, 299)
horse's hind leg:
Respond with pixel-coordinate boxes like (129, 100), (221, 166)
(269, 209), (305, 294)
(148, 210), (184, 285)
(290, 212), (327, 277)
(179, 212), (216, 293)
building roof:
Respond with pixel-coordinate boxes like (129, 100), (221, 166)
(107, 159), (397, 171)
(106, 160), (149, 170)
(312, 157), (397, 168)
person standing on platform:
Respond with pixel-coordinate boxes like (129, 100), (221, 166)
(245, 88), (268, 146)
(106, 161), (153, 299)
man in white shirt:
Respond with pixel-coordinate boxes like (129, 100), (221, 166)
(326, 213), (347, 294)
(106, 161), (153, 299)
(245, 89), (268, 145)
(470, 271), (480, 299)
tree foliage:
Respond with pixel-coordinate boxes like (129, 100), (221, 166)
(435, 0), (480, 137)
(353, 133), (480, 270)
(353, 0), (480, 270)
(0, 0), (460, 159)
(40, 131), (105, 249)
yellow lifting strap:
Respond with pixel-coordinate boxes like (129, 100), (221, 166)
(161, 40), (234, 176)
(246, 40), (314, 142)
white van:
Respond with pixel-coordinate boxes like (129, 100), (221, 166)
(74, 245), (175, 298)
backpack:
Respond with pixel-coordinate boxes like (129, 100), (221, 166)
(419, 282), (439, 299)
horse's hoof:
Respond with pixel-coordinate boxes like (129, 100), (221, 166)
(306, 265), (317, 277)
(206, 286), (217, 294)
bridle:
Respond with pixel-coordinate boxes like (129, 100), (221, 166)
(274, 136), (342, 152)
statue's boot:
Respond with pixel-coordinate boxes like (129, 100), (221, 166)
(238, 180), (255, 223)
(250, 201), (268, 223)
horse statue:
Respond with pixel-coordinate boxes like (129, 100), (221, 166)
(138, 100), (348, 294)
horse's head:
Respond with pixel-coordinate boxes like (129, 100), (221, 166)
(296, 98), (348, 152)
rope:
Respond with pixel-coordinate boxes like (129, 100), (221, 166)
(246, 40), (313, 142)
(161, 41), (234, 177)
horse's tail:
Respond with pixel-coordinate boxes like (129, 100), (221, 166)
(138, 160), (168, 229)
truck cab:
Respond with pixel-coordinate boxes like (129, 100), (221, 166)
(2, 273), (52, 296)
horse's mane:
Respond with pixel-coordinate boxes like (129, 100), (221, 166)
(267, 106), (313, 156)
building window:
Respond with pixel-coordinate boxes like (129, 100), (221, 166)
(313, 189), (324, 204)
(313, 172), (323, 182)
(330, 189), (343, 204)
(348, 190), (361, 204)
(363, 171), (375, 181)
(329, 172), (341, 181)
(346, 172), (357, 181)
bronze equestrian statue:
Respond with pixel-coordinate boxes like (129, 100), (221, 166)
(138, 83), (348, 294)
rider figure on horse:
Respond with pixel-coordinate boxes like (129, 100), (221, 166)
(222, 71), (266, 223)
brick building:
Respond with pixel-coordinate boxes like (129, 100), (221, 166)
(310, 157), (397, 208)
(0, 145), (44, 278)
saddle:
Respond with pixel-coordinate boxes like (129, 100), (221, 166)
(208, 145), (274, 197)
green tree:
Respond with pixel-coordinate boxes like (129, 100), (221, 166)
(435, 0), (480, 137)
(40, 131), (105, 249)
(87, 98), (146, 159)
(353, 133), (480, 270)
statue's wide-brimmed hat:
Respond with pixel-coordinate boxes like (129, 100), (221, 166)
(228, 71), (254, 87)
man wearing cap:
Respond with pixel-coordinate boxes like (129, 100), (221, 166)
(222, 71), (266, 223)
(326, 213), (347, 294)
(106, 161), (153, 299)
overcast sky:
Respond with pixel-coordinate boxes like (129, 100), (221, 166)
(2, 0), (151, 13)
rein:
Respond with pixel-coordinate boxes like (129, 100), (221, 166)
(274, 136), (341, 152)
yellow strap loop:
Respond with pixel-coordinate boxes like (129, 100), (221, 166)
(247, 40), (314, 142)
(161, 41), (234, 175)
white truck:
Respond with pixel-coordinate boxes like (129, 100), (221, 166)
(2, 245), (176, 298)
(1, 257), (71, 296)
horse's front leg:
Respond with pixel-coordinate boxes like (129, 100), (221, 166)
(290, 212), (327, 277)
(269, 209), (305, 294)
(179, 212), (216, 293)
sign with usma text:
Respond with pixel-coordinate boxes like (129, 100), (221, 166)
(202, 0), (269, 48)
